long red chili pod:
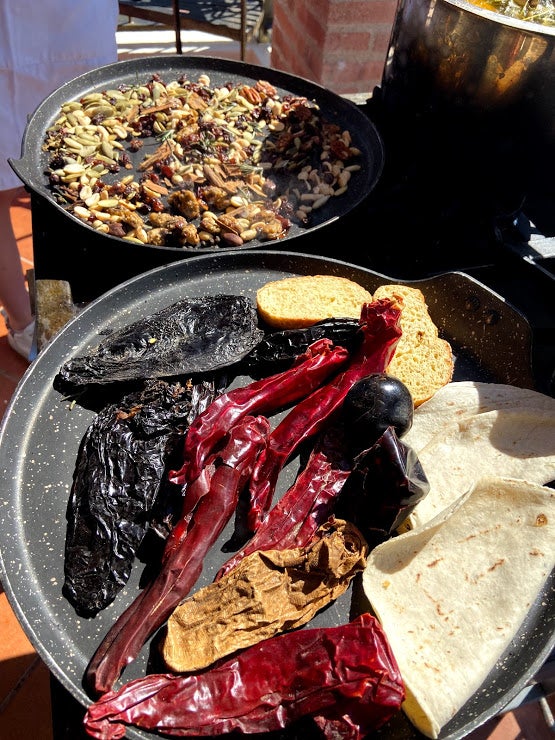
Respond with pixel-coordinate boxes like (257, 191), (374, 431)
(247, 299), (402, 532)
(215, 425), (350, 581)
(83, 613), (405, 740)
(86, 414), (270, 697)
(169, 337), (349, 485)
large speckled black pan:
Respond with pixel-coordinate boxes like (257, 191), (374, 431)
(0, 250), (552, 740)
(9, 55), (384, 255)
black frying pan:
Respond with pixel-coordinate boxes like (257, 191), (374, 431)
(9, 55), (384, 253)
(0, 251), (552, 740)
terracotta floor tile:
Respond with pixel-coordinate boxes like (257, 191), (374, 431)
(492, 700), (555, 739)
(0, 337), (30, 377)
(1, 374), (22, 421)
(0, 654), (53, 740)
(0, 592), (36, 695)
(0, 187), (32, 421)
(0, 591), (53, 739)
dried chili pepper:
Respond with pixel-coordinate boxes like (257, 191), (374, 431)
(216, 425), (351, 581)
(170, 337), (350, 486)
(83, 613), (405, 740)
(162, 518), (368, 673)
(86, 414), (270, 696)
(336, 425), (430, 548)
(219, 424), (430, 583)
(247, 299), (402, 532)
(55, 294), (263, 389)
(243, 317), (362, 375)
(64, 378), (217, 617)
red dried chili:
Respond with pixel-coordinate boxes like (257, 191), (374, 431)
(86, 414), (270, 696)
(247, 299), (402, 532)
(215, 425), (351, 581)
(83, 613), (405, 740)
(169, 337), (349, 486)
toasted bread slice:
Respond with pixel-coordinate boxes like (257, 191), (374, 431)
(372, 284), (454, 406)
(256, 274), (373, 329)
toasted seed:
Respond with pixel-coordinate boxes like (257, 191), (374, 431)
(63, 137), (83, 152)
(85, 193), (101, 207)
(112, 125), (128, 139)
(312, 195), (330, 209)
(338, 170), (352, 188)
(230, 195), (248, 208)
(97, 198), (119, 208)
(74, 205), (91, 219)
(81, 93), (104, 103)
(134, 227), (149, 243)
(240, 228), (257, 242)
(90, 210), (112, 222)
(63, 162), (86, 175)
(79, 185), (93, 200)
(80, 145), (99, 158)
(100, 141), (114, 159)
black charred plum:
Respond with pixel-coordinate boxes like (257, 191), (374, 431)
(342, 373), (413, 453)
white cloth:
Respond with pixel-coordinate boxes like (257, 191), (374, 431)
(0, 0), (119, 189)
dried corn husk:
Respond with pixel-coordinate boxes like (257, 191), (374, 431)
(162, 518), (367, 673)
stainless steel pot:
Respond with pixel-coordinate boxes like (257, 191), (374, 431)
(379, 0), (555, 205)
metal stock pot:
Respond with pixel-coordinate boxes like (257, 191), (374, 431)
(378, 0), (555, 206)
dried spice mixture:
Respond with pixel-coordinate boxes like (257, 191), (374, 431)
(42, 73), (362, 249)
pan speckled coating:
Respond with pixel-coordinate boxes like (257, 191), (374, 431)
(0, 250), (551, 740)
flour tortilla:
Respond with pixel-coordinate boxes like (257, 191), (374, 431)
(401, 382), (555, 529)
(363, 476), (555, 739)
(403, 381), (555, 451)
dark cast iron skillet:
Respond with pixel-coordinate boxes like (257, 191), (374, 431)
(9, 55), (384, 254)
(0, 251), (552, 740)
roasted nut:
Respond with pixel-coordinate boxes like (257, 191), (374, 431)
(43, 72), (361, 249)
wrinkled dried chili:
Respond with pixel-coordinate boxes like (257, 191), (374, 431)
(336, 425), (430, 548)
(64, 378), (215, 617)
(55, 294), (263, 389)
(247, 299), (402, 532)
(216, 425), (351, 580)
(170, 337), (349, 486)
(86, 414), (270, 696)
(83, 613), (405, 740)
(243, 317), (362, 375)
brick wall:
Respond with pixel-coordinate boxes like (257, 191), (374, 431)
(270, 0), (398, 95)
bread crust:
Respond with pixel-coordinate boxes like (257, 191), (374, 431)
(256, 275), (373, 329)
(255, 276), (454, 406)
(372, 285), (454, 406)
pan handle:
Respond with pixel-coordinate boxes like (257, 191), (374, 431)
(8, 157), (33, 190)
